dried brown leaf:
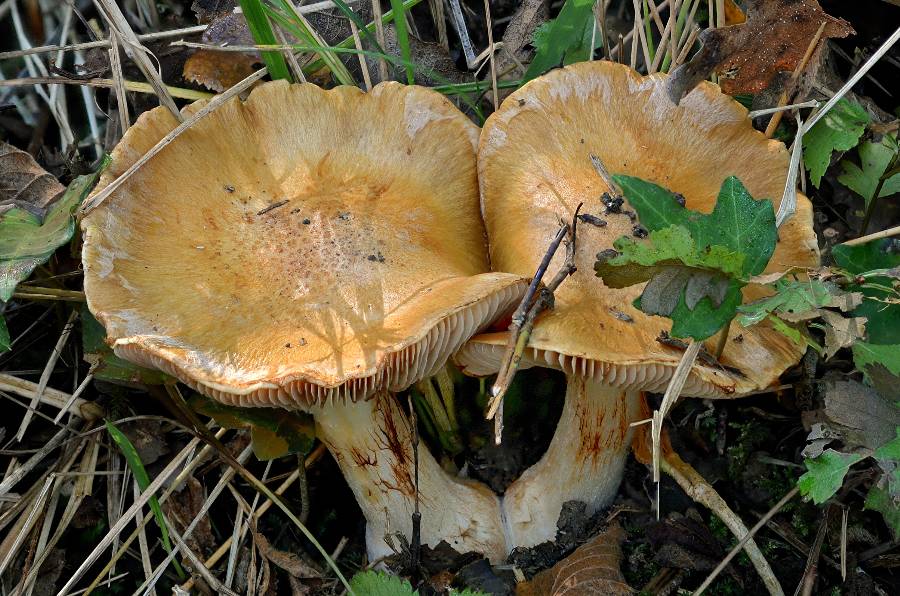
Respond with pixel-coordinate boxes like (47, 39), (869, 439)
(0, 142), (65, 218)
(183, 49), (258, 93)
(192, 0), (235, 24)
(820, 309), (866, 360)
(668, 0), (854, 103)
(251, 525), (322, 579)
(517, 522), (633, 596)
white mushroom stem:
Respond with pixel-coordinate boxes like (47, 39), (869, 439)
(312, 391), (507, 563)
(501, 377), (641, 550)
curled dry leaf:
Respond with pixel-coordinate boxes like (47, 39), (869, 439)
(0, 142), (64, 218)
(250, 523), (322, 579)
(183, 10), (259, 92)
(516, 522), (633, 596)
(183, 50), (258, 93)
(668, 0), (854, 103)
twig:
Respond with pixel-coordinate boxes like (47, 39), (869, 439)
(747, 100), (820, 119)
(407, 395), (421, 576)
(488, 224), (568, 404)
(95, 0), (181, 121)
(842, 224), (900, 246)
(695, 486), (799, 595)
(662, 453), (784, 596)
(797, 504), (834, 596)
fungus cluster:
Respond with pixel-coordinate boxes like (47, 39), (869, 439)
(83, 62), (818, 563)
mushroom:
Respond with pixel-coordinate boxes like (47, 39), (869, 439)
(81, 81), (528, 562)
(457, 61), (819, 550)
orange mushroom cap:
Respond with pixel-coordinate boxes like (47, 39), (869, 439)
(83, 81), (526, 408)
(473, 61), (819, 396)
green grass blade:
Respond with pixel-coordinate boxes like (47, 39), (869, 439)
(238, 0), (292, 81)
(329, 0), (387, 54)
(389, 0), (414, 84)
(105, 420), (186, 579)
(267, 1), (357, 85)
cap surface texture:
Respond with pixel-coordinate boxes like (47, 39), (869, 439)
(477, 61), (819, 396)
(83, 81), (526, 407)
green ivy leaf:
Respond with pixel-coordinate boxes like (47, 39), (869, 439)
(0, 163), (104, 302)
(523, 0), (599, 82)
(612, 175), (776, 277)
(803, 98), (870, 188)
(81, 307), (170, 385)
(833, 239), (900, 345)
(189, 394), (315, 461)
(597, 176), (777, 340)
(350, 571), (417, 596)
(838, 134), (900, 205)
(798, 449), (863, 504)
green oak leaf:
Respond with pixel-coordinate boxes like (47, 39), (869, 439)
(833, 239), (900, 345)
(798, 449), (863, 504)
(189, 394), (315, 461)
(0, 161), (105, 302)
(838, 134), (900, 205)
(523, 0), (600, 82)
(803, 98), (870, 188)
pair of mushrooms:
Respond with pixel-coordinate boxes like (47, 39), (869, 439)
(83, 61), (817, 563)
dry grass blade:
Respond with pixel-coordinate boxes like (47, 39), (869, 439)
(136, 446), (252, 595)
(15, 310), (77, 442)
(0, 76), (212, 100)
(651, 339), (700, 486)
(179, 443), (327, 592)
(0, 373), (101, 420)
(0, 425), (69, 498)
(95, 0), (182, 121)
(56, 435), (205, 595)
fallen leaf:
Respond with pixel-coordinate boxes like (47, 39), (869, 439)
(820, 309), (866, 359)
(183, 9), (261, 92)
(1, 158), (104, 305)
(190, 394), (315, 460)
(183, 49), (258, 92)
(802, 379), (900, 454)
(517, 522), (633, 596)
(0, 142), (64, 218)
(852, 341), (900, 397)
(81, 307), (170, 385)
(667, 0), (854, 103)
(162, 475), (215, 557)
(251, 524), (322, 579)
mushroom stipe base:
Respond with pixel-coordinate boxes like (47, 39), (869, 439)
(312, 383), (640, 563)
